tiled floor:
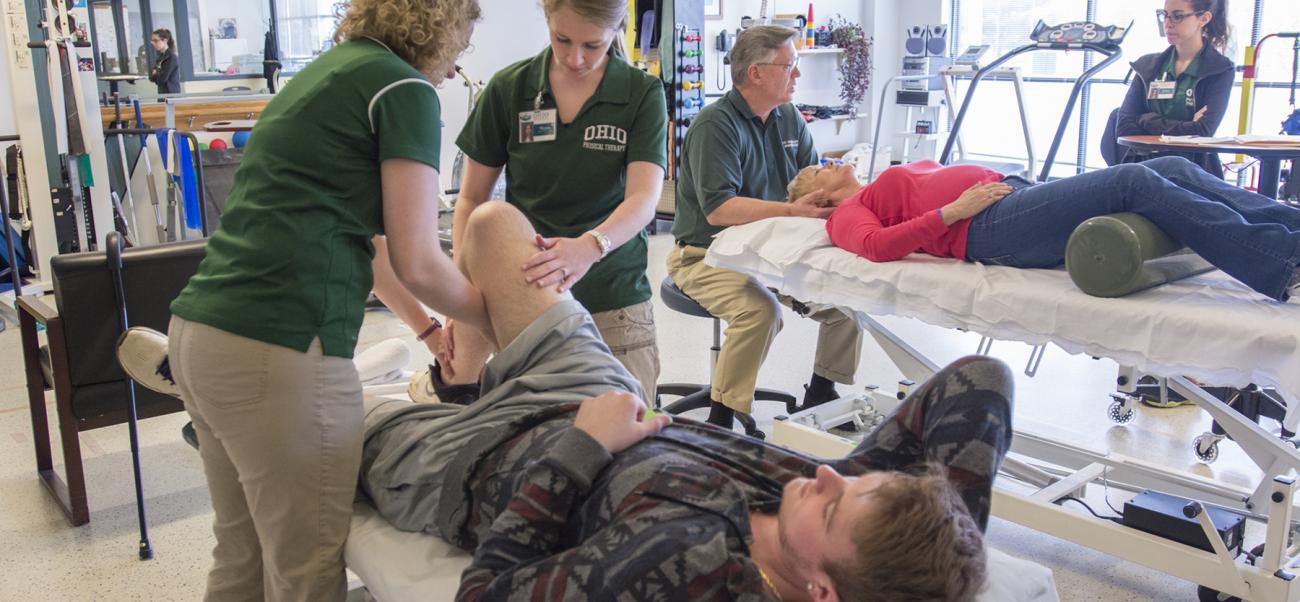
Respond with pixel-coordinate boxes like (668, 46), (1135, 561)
(0, 232), (1270, 600)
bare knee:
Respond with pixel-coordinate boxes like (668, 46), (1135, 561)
(461, 201), (536, 272)
(465, 201), (533, 243)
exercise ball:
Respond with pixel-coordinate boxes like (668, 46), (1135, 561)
(198, 142), (209, 150)
(209, 138), (228, 150)
(232, 131), (251, 148)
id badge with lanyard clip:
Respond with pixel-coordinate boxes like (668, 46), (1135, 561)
(1147, 73), (1176, 101)
(519, 89), (557, 144)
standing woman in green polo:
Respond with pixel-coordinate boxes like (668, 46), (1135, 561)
(164, 1), (487, 599)
(1113, 0), (1234, 177)
(432, 0), (667, 400)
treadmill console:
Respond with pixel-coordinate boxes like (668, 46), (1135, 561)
(954, 44), (990, 66)
(1030, 20), (1130, 48)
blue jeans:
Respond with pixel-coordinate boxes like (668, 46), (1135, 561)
(965, 156), (1300, 300)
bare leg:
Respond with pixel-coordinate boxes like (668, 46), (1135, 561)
(459, 202), (570, 350)
(439, 321), (493, 385)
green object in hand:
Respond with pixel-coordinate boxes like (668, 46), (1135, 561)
(644, 408), (660, 421)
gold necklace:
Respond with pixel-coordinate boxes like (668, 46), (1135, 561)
(758, 566), (783, 600)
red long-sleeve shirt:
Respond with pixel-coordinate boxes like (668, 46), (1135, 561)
(825, 160), (1005, 262)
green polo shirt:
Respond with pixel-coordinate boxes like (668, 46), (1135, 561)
(171, 38), (442, 358)
(1149, 46), (1202, 122)
(673, 89), (817, 248)
(456, 47), (668, 314)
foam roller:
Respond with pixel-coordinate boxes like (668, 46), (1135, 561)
(1065, 212), (1214, 297)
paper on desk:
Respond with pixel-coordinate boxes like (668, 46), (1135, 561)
(1160, 133), (1300, 145)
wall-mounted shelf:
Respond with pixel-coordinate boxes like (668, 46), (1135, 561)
(895, 131), (945, 141)
(807, 112), (867, 135)
(798, 47), (845, 68)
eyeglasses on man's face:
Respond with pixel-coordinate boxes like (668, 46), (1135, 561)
(756, 56), (800, 73)
(1156, 9), (1206, 26)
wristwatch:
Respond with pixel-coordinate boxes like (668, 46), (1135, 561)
(586, 229), (612, 260)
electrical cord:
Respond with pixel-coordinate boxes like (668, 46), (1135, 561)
(1101, 465), (1124, 516)
(1058, 496), (1124, 524)
(717, 47), (728, 91)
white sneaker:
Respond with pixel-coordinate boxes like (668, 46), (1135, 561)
(116, 327), (181, 397)
(407, 368), (441, 404)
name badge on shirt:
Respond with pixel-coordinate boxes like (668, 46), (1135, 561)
(1148, 79), (1176, 101)
(519, 109), (557, 143)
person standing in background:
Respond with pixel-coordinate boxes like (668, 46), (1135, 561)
(148, 28), (181, 94)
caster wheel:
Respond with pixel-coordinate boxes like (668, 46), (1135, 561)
(1193, 435), (1220, 464)
(1108, 400), (1135, 424)
(1197, 585), (1241, 602)
(1246, 543), (1266, 565)
(747, 429), (767, 440)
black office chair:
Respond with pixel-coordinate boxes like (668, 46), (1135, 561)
(656, 276), (798, 439)
(1101, 108), (1122, 166)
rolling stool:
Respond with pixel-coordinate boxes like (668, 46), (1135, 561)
(656, 276), (798, 439)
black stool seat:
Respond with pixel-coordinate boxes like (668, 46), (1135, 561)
(660, 277), (714, 318)
(655, 276), (797, 439)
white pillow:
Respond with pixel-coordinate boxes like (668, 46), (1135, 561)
(978, 546), (1061, 602)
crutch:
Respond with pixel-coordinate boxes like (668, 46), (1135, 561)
(130, 100), (165, 243)
(139, 131), (166, 242)
(162, 130), (180, 241)
(106, 231), (154, 561)
(108, 99), (140, 243)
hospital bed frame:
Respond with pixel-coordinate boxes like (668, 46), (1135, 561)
(777, 314), (1300, 602)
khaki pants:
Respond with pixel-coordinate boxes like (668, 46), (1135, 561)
(666, 244), (863, 413)
(591, 299), (660, 402)
(170, 317), (362, 602)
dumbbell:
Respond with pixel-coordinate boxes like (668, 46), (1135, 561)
(679, 98), (704, 109)
(679, 64), (702, 74)
(681, 80), (704, 91)
(680, 49), (701, 58)
(683, 33), (702, 42)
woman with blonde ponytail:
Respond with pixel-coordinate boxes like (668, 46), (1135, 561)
(405, 0), (669, 409)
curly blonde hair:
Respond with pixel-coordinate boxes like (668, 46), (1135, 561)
(334, 0), (482, 78)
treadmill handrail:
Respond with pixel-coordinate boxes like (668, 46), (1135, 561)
(939, 40), (1125, 182)
(1038, 48), (1124, 182)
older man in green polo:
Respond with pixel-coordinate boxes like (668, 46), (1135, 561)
(668, 25), (864, 431)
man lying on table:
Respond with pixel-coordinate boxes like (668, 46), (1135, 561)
(359, 202), (1015, 601)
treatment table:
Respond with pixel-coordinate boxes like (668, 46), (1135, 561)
(704, 216), (1300, 602)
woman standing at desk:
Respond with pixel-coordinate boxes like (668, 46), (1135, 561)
(1113, 0), (1234, 177)
(148, 29), (181, 94)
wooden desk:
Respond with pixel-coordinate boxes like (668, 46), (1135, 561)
(1118, 134), (1300, 199)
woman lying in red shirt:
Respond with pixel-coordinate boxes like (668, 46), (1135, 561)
(797, 156), (1300, 302)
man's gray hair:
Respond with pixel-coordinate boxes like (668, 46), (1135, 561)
(730, 25), (798, 86)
